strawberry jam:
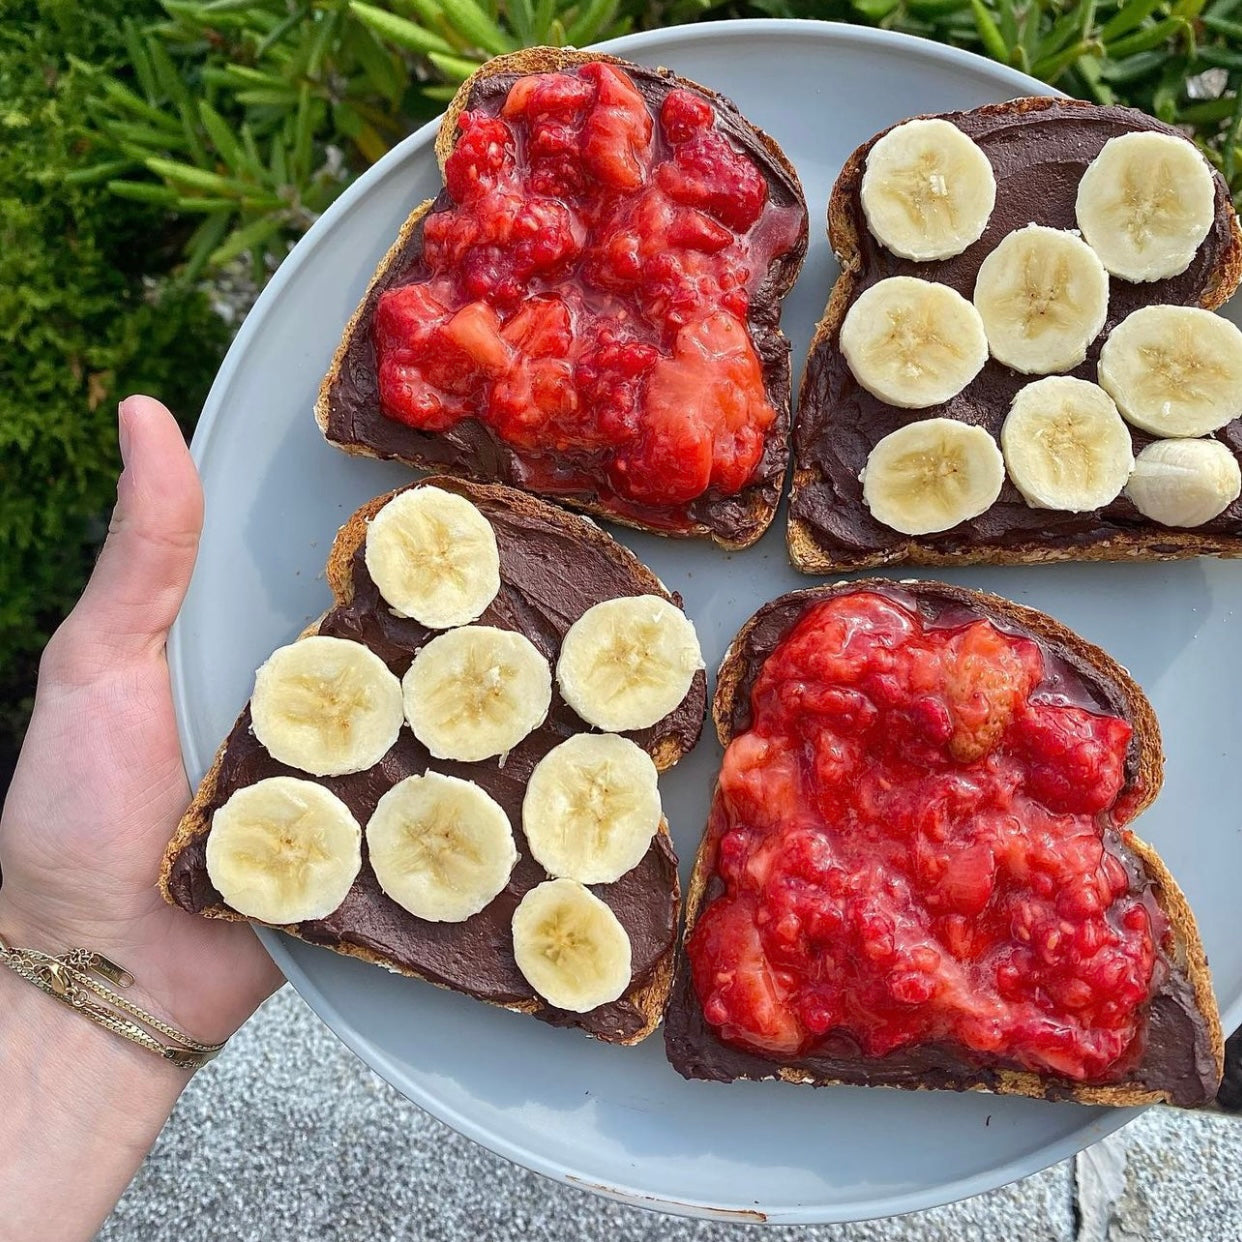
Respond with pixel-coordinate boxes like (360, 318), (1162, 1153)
(373, 64), (803, 513)
(686, 591), (1164, 1083)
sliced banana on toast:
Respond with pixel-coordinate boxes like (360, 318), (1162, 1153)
(860, 118), (996, 261)
(1098, 305), (1242, 438)
(557, 595), (704, 732)
(1001, 377), (1134, 512)
(840, 277), (989, 409)
(250, 635), (405, 776)
(511, 878), (633, 1013)
(367, 771), (517, 922)
(1126, 438), (1241, 527)
(1077, 132), (1216, 282)
(403, 625), (552, 762)
(206, 776), (363, 924)
(523, 733), (662, 884)
(365, 485), (501, 628)
(862, 418), (1005, 535)
(973, 225), (1109, 375)
(166, 475), (705, 1044)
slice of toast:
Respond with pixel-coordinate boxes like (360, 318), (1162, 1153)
(789, 97), (1242, 571)
(664, 580), (1223, 1106)
(316, 47), (807, 549)
(161, 476), (706, 1044)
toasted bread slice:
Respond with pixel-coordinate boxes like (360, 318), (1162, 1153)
(316, 47), (807, 549)
(789, 97), (1242, 571)
(665, 580), (1223, 1106)
(161, 477), (706, 1044)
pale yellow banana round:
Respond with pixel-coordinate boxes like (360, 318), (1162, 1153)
(1076, 131), (1216, 282)
(523, 733), (661, 885)
(250, 635), (405, 776)
(364, 486), (501, 629)
(1125, 438), (1241, 528)
(511, 878), (632, 1012)
(1098, 306), (1242, 438)
(556, 595), (703, 732)
(366, 771), (517, 922)
(862, 417), (1004, 535)
(839, 277), (988, 409)
(1001, 377), (1134, 512)
(403, 625), (551, 762)
(206, 776), (362, 925)
(860, 118), (996, 261)
(972, 225), (1109, 375)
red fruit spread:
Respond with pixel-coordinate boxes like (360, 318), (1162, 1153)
(687, 591), (1164, 1083)
(373, 63), (802, 511)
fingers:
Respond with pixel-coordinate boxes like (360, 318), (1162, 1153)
(53, 397), (204, 676)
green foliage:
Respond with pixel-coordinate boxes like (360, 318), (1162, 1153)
(76, 0), (634, 278)
(76, 0), (1242, 280)
(0, 0), (228, 767)
(730, 0), (1242, 201)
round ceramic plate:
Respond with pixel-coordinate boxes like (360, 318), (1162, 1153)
(170, 19), (1242, 1224)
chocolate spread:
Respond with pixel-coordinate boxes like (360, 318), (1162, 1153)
(320, 60), (808, 545)
(665, 582), (1219, 1107)
(167, 479), (707, 1042)
(792, 98), (1242, 563)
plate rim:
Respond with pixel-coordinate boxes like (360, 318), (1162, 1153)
(170, 18), (1202, 1224)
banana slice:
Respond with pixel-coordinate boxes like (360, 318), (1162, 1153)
(403, 625), (551, 762)
(972, 225), (1109, 375)
(1125, 438), (1241, 527)
(511, 878), (632, 1012)
(556, 595), (703, 732)
(1001, 377), (1134, 512)
(860, 118), (996, 261)
(523, 734), (661, 885)
(365, 486), (501, 629)
(862, 417), (1004, 535)
(206, 776), (362, 925)
(1076, 131), (1216, 282)
(251, 636), (405, 777)
(839, 276), (988, 409)
(1098, 306), (1242, 438)
(366, 771), (517, 922)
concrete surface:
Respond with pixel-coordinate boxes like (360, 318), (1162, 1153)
(95, 988), (1242, 1241)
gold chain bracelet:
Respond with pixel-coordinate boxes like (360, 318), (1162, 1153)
(0, 932), (226, 1071)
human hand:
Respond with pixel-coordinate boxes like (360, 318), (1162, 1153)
(0, 395), (282, 1044)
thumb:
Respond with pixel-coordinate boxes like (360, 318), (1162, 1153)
(62, 396), (204, 669)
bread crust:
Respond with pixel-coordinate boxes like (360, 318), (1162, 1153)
(315, 47), (807, 549)
(671, 579), (1223, 1104)
(160, 476), (702, 1045)
(788, 95), (1242, 572)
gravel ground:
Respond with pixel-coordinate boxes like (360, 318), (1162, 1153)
(97, 988), (1242, 1242)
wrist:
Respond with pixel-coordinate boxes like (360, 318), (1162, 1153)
(0, 960), (187, 1242)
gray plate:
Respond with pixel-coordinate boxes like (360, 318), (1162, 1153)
(169, 19), (1242, 1224)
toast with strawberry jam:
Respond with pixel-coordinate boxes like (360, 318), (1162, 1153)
(664, 582), (1223, 1107)
(316, 48), (807, 548)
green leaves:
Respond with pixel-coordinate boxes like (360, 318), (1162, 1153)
(76, 0), (1242, 279)
(80, 0), (640, 276)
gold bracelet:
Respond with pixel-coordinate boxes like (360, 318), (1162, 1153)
(0, 932), (226, 1071)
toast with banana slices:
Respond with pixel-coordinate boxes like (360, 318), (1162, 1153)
(664, 581), (1222, 1106)
(789, 97), (1242, 572)
(161, 477), (706, 1045)
(316, 47), (808, 549)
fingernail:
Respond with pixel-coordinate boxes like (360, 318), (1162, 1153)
(118, 398), (135, 465)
